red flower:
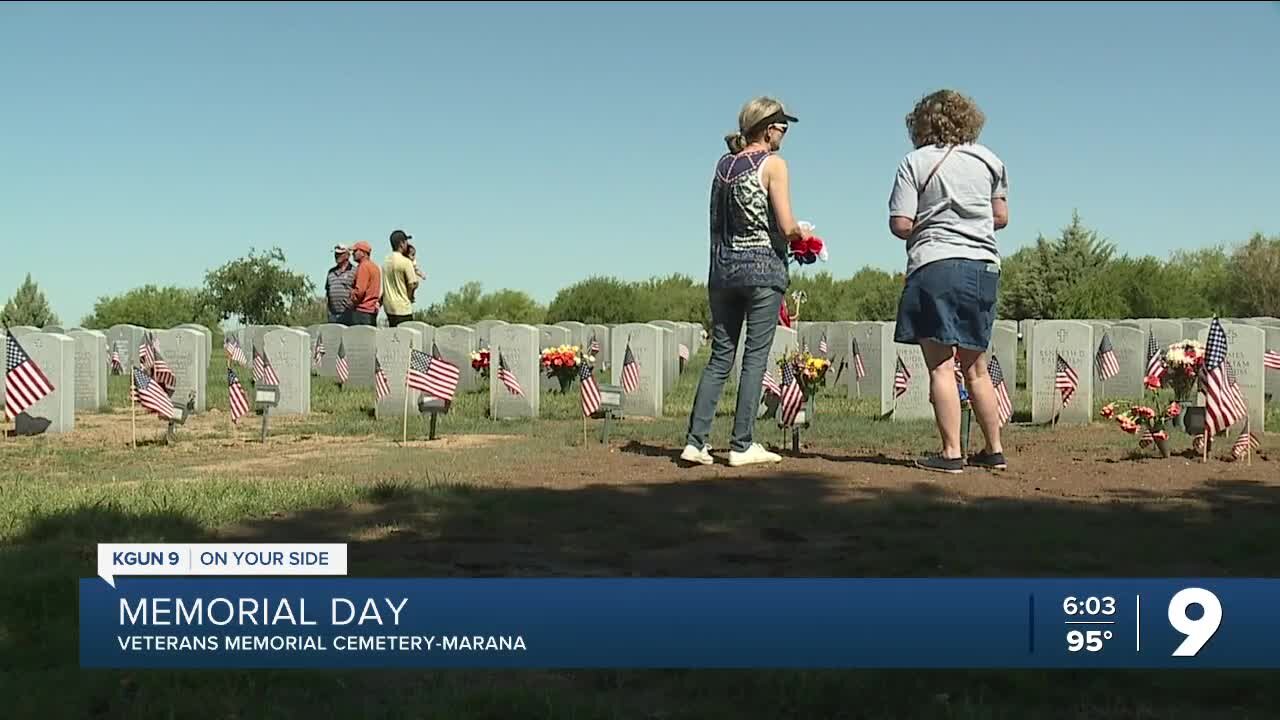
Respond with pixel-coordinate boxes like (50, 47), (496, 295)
(1143, 374), (1162, 390)
(1165, 402), (1181, 418)
(1152, 431), (1168, 441)
(1100, 403), (1116, 419)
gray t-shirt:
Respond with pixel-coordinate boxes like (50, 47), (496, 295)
(888, 142), (1008, 277)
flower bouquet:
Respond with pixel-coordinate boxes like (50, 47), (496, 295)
(1160, 339), (1205, 403)
(788, 221), (828, 265)
(1101, 395), (1183, 458)
(470, 348), (491, 380)
(774, 350), (833, 426)
(540, 345), (592, 393)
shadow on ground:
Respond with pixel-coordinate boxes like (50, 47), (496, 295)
(4, 471), (1280, 718)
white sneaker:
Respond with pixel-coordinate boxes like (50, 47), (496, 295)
(728, 443), (782, 467)
(680, 444), (714, 465)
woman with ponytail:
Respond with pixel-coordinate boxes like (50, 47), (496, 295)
(681, 96), (812, 468)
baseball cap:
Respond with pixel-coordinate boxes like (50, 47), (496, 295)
(352, 240), (372, 254)
(390, 229), (412, 245)
(333, 244), (349, 254)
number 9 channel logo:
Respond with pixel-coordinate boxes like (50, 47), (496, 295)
(1168, 588), (1222, 657)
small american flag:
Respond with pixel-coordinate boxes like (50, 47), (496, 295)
(497, 350), (524, 396)
(621, 343), (641, 394)
(224, 334), (247, 366)
(1095, 333), (1119, 381)
(312, 335), (326, 367)
(762, 369), (781, 397)
(817, 332), (828, 355)
(1144, 330), (1164, 381)
(988, 355), (1013, 426)
(148, 340), (176, 392)
(1232, 428), (1260, 459)
(851, 338), (866, 380)
(893, 356), (910, 398)
(138, 333), (154, 366)
(374, 357), (391, 401)
(778, 360), (804, 426)
(252, 344), (265, 383)
(588, 334), (601, 356)
(131, 367), (177, 420)
(1055, 353), (1079, 407)
(227, 368), (250, 423)
(261, 348), (281, 386)
(5, 330), (55, 421)
(579, 361), (601, 417)
(1201, 318), (1244, 436)
(109, 342), (124, 374)
(335, 341), (349, 384)
(1265, 350), (1280, 370)
(408, 344), (460, 402)
(1192, 433), (1207, 455)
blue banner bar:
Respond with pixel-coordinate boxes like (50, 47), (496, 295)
(79, 578), (1277, 668)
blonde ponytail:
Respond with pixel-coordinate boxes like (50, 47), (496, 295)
(725, 132), (747, 153)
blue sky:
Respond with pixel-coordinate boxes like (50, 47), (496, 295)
(3, 1), (1278, 326)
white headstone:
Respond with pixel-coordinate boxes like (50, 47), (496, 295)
(340, 326), (378, 388)
(309, 324), (346, 379)
(12, 332), (75, 435)
(7, 326), (39, 338)
(1182, 321), (1209, 342)
(611, 324), (663, 417)
(263, 328), (311, 416)
(1098, 325), (1145, 400)
(106, 324), (146, 368)
(798, 322), (832, 359)
(490, 324), (540, 419)
(989, 324), (1019, 399)
(1031, 321), (1094, 425)
(66, 329), (108, 411)
(587, 324), (610, 371)
(433, 325), (476, 392)
(175, 324), (213, 372)
(155, 328), (207, 413)
(890, 343), (933, 421)
(473, 320), (508, 350)
(652, 325), (677, 393)
(373, 327), (423, 419)
(400, 321), (436, 351)
(554, 321), (588, 350)
(850, 322), (895, 411)
(1142, 319), (1183, 350)
(824, 321), (856, 397)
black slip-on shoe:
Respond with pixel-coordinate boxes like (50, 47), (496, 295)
(967, 451), (1008, 470)
(915, 455), (964, 474)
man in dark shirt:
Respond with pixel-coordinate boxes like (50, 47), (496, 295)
(325, 244), (356, 325)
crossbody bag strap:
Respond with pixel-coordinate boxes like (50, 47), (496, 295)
(918, 144), (956, 197)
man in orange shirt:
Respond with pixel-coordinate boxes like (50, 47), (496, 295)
(348, 240), (382, 326)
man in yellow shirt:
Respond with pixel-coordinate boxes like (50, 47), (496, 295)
(381, 229), (419, 327)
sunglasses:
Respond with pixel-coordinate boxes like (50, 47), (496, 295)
(770, 123), (789, 134)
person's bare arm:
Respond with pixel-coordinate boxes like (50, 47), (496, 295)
(889, 217), (914, 239)
(762, 155), (810, 240)
(992, 197), (1009, 230)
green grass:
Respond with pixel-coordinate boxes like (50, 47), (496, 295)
(3, 352), (1279, 718)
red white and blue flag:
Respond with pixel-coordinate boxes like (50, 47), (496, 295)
(579, 362), (601, 417)
(227, 368), (250, 423)
(5, 330), (55, 421)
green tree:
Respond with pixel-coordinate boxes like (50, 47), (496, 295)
(841, 267), (903, 321)
(1, 274), (59, 327)
(545, 277), (643, 324)
(998, 212), (1116, 319)
(1227, 233), (1280, 317)
(1163, 246), (1233, 317)
(416, 281), (545, 326)
(287, 296), (329, 327)
(81, 285), (219, 330)
(632, 274), (708, 325)
(202, 248), (315, 325)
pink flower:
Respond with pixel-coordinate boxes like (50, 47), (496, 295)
(1144, 374), (1162, 390)
(1165, 402), (1181, 419)
(1100, 403), (1116, 419)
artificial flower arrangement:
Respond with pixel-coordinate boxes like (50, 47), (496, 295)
(1159, 339), (1205, 401)
(540, 345), (593, 392)
(779, 349), (833, 397)
(470, 348), (490, 379)
(1100, 394), (1183, 456)
(788, 221), (829, 265)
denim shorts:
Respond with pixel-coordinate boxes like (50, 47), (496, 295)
(893, 258), (999, 351)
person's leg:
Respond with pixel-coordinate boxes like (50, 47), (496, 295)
(920, 339), (964, 462)
(683, 288), (746, 463)
(728, 286), (783, 463)
(956, 348), (1006, 468)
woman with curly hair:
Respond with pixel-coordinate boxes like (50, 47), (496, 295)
(887, 89), (1010, 474)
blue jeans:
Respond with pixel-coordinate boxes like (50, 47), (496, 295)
(328, 309), (352, 325)
(685, 286), (783, 452)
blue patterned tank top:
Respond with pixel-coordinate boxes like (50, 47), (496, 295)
(707, 149), (789, 291)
